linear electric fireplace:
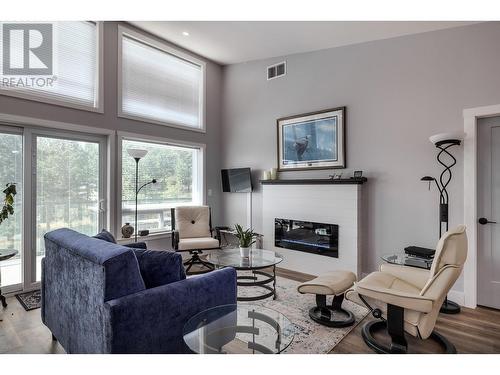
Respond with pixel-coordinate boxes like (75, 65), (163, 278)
(274, 218), (339, 258)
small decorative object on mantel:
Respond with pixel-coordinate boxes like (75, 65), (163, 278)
(121, 223), (134, 238)
(269, 167), (278, 180)
(234, 223), (258, 258)
(262, 170), (271, 180)
(277, 107), (346, 171)
(353, 170), (363, 178)
(329, 173), (343, 180)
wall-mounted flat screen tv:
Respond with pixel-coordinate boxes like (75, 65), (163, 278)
(221, 168), (253, 193)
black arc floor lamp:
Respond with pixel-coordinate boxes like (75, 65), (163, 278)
(127, 148), (157, 243)
(421, 131), (465, 314)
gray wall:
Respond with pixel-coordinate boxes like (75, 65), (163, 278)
(0, 21), (224, 225)
(220, 22), (500, 285)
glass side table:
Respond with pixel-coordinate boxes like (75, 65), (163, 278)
(381, 252), (433, 270)
(380, 252), (460, 314)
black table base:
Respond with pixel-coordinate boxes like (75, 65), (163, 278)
(362, 319), (457, 354)
(236, 266), (277, 302)
(440, 298), (461, 314)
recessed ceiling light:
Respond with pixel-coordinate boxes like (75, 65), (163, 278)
(182, 31), (190, 37)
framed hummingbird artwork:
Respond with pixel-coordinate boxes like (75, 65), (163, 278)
(276, 107), (346, 171)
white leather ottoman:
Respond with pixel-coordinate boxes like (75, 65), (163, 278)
(297, 270), (357, 327)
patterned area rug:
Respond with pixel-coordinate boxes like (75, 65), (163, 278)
(238, 274), (368, 354)
(16, 289), (41, 311)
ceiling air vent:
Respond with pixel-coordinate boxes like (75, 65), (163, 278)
(267, 61), (286, 80)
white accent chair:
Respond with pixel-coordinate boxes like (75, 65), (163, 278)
(171, 206), (220, 274)
(346, 225), (467, 353)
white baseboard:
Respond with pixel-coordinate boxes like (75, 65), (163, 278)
(447, 290), (465, 306)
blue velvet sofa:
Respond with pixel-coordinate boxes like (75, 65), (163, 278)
(41, 228), (237, 354)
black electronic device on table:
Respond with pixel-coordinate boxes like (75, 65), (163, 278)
(404, 246), (435, 259)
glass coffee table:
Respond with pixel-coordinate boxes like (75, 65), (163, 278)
(206, 249), (283, 301)
(183, 304), (294, 354)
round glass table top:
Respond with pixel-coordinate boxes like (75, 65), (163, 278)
(0, 249), (18, 261)
(206, 249), (283, 270)
(183, 304), (294, 354)
(381, 252), (433, 270)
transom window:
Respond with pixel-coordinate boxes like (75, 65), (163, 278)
(0, 21), (101, 111)
(119, 27), (205, 131)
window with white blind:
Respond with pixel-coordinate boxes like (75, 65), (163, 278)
(120, 137), (204, 233)
(0, 21), (101, 111)
(119, 27), (205, 131)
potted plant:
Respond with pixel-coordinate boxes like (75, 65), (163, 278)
(0, 183), (16, 225)
(234, 224), (257, 258)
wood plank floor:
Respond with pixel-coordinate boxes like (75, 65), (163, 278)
(0, 295), (65, 354)
(0, 267), (499, 354)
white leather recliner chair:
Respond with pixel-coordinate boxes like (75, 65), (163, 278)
(346, 225), (467, 353)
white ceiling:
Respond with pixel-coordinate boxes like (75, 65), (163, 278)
(130, 21), (477, 65)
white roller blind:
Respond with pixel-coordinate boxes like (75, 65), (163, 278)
(0, 21), (99, 109)
(121, 34), (203, 129)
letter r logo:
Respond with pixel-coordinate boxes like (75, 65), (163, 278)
(2, 23), (53, 75)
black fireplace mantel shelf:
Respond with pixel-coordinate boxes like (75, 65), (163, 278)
(260, 177), (367, 185)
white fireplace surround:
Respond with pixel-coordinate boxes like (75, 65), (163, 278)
(262, 181), (363, 278)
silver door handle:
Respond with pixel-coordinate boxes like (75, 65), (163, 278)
(98, 199), (106, 212)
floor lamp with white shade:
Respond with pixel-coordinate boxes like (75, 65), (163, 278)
(127, 148), (157, 242)
(420, 131), (465, 314)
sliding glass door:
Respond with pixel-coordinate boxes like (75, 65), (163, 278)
(0, 125), (107, 291)
(0, 129), (23, 290)
(33, 133), (105, 282)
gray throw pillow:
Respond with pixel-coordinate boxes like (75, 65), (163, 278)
(93, 229), (117, 244)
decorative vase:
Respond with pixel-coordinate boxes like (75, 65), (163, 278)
(240, 246), (251, 258)
(262, 170), (271, 180)
(269, 167), (278, 180)
(121, 223), (134, 238)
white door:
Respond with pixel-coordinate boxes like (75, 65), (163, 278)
(478, 116), (500, 309)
